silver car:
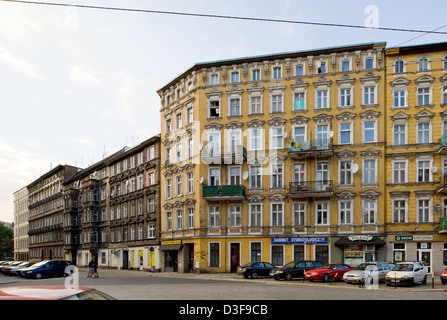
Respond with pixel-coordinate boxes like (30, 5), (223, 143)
(343, 261), (395, 284)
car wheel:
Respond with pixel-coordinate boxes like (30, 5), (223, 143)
(243, 274), (249, 279)
(285, 273), (293, 281)
(251, 272), (258, 279)
(366, 276), (373, 285)
(422, 276), (427, 285)
(407, 279), (414, 287)
(441, 279), (446, 284)
(323, 274), (330, 282)
(35, 273), (42, 279)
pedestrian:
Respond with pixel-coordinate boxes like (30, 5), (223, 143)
(87, 258), (95, 277)
(93, 257), (99, 278)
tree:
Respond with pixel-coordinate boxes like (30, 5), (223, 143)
(0, 223), (13, 259)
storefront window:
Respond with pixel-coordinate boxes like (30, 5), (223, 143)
(293, 245), (304, 261)
(393, 243), (405, 262)
(271, 245), (284, 266)
(250, 242), (261, 262)
(315, 245), (329, 264)
(443, 243), (447, 266)
(209, 243), (220, 267)
(344, 244), (364, 266)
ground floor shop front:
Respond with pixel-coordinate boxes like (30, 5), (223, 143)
(159, 234), (387, 273)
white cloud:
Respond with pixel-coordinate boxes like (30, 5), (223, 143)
(0, 46), (45, 80)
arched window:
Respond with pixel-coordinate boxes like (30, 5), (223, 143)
(418, 57), (429, 71)
(395, 60), (404, 73)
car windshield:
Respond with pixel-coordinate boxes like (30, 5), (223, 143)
(283, 262), (296, 268)
(320, 263), (335, 269)
(17, 262), (30, 267)
(31, 261), (49, 267)
(354, 263), (374, 271)
(62, 289), (116, 300)
(364, 265), (376, 272)
(393, 264), (414, 271)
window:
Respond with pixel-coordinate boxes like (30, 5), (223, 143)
(293, 92), (305, 111)
(316, 202), (329, 225)
(393, 161), (406, 183)
(250, 96), (262, 114)
(165, 118), (172, 134)
(339, 161), (352, 185)
(444, 56), (447, 69)
(209, 243), (220, 267)
(293, 202), (305, 226)
(229, 205), (241, 227)
(209, 206), (220, 227)
(166, 211), (172, 230)
(293, 163), (305, 183)
(175, 112), (182, 129)
(363, 121), (376, 143)
(393, 200), (406, 223)
(166, 178), (172, 198)
(209, 167), (220, 186)
(339, 201), (352, 224)
(293, 126), (306, 145)
(186, 106), (193, 125)
(363, 201), (376, 224)
(250, 128), (263, 150)
(395, 60), (404, 73)
(271, 165), (283, 188)
(175, 175), (182, 197)
(147, 224), (154, 238)
(271, 246), (284, 266)
(270, 127), (284, 149)
(250, 242), (262, 262)
(393, 90), (406, 108)
(229, 129), (241, 153)
(419, 58), (428, 71)
(393, 124), (406, 145)
(249, 204), (262, 227)
(318, 61), (327, 74)
(249, 165), (262, 190)
(365, 57), (374, 70)
(363, 159), (376, 185)
(187, 208), (194, 229)
(210, 73), (219, 85)
(271, 94), (283, 113)
(364, 87), (375, 105)
(417, 88), (430, 106)
(251, 68), (261, 81)
(339, 123), (352, 144)
(229, 166), (241, 185)
(272, 66), (282, 79)
(295, 63), (304, 76)
(229, 98), (241, 116)
(187, 172), (194, 194)
(417, 199), (430, 222)
(271, 203), (284, 226)
(417, 160), (431, 182)
(209, 100), (220, 118)
(147, 198), (154, 213)
(417, 122), (430, 144)
(316, 91), (328, 109)
(341, 60), (350, 72)
(208, 132), (221, 156)
(230, 71), (240, 83)
(176, 209), (183, 230)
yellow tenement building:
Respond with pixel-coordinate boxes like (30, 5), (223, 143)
(157, 42), (389, 273)
(385, 42), (447, 275)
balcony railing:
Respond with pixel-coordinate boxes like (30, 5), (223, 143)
(202, 185), (245, 201)
(439, 134), (447, 154)
(289, 180), (334, 198)
(288, 139), (333, 159)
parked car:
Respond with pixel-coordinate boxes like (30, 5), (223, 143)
(385, 261), (427, 286)
(0, 285), (116, 300)
(0, 261), (22, 272)
(21, 260), (74, 279)
(0, 261), (15, 271)
(1, 262), (35, 276)
(237, 261), (275, 279)
(440, 269), (447, 284)
(304, 263), (353, 282)
(343, 261), (395, 284)
(271, 260), (322, 281)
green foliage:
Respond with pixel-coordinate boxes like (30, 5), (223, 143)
(0, 223), (13, 258)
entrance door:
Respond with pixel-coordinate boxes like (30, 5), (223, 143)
(230, 243), (240, 273)
(123, 250), (129, 269)
(188, 244), (194, 272)
(418, 249), (431, 273)
(164, 251), (178, 272)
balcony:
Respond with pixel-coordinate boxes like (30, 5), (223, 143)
(440, 217), (447, 234)
(288, 139), (334, 159)
(201, 145), (247, 165)
(439, 134), (447, 154)
(437, 175), (447, 194)
(288, 180), (334, 199)
(202, 185), (245, 201)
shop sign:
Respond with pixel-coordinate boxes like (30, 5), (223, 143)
(394, 235), (433, 241)
(161, 240), (182, 245)
(271, 237), (328, 244)
(348, 235), (373, 242)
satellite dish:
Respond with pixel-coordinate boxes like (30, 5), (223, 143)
(351, 163), (359, 173)
(329, 131), (334, 138)
(198, 142), (203, 151)
(282, 132), (288, 138)
(432, 166), (438, 173)
(199, 176), (204, 184)
(242, 171), (249, 180)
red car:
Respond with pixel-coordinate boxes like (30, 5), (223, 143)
(304, 263), (353, 282)
(440, 269), (447, 284)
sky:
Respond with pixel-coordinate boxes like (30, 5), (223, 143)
(1, 0), (447, 223)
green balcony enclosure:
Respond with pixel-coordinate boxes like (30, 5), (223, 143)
(440, 217), (447, 233)
(202, 185), (245, 201)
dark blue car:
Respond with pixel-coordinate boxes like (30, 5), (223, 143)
(22, 260), (74, 279)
